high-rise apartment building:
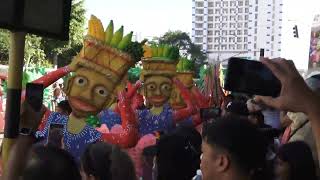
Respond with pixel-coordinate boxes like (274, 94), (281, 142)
(192, 0), (284, 63)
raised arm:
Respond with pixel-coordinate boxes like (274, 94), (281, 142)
(33, 66), (71, 88)
(254, 58), (320, 165)
(173, 79), (196, 123)
(101, 89), (139, 148)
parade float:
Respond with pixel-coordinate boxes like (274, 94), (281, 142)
(35, 15), (145, 162)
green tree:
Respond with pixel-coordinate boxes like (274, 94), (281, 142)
(0, 30), (10, 63)
(158, 30), (207, 77)
(24, 35), (47, 68)
(41, 0), (86, 67)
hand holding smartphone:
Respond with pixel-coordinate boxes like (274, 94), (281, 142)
(224, 58), (281, 97)
(26, 83), (44, 111)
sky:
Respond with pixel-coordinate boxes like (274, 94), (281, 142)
(84, 0), (192, 40)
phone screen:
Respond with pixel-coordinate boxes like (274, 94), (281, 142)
(26, 83), (44, 111)
(224, 58), (281, 97)
(47, 123), (64, 145)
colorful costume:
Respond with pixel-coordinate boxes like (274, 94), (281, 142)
(36, 16), (144, 162)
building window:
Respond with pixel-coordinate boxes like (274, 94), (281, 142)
(215, 16), (220, 21)
(223, 8), (228, 14)
(255, 6), (258, 12)
(244, 37), (248, 42)
(208, 16), (214, 21)
(245, 0), (249, 5)
(229, 37), (235, 42)
(237, 30), (242, 35)
(195, 1), (204, 7)
(237, 23), (243, 28)
(208, 45), (213, 49)
(195, 9), (204, 14)
(208, 31), (213, 35)
(207, 38), (213, 42)
(215, 1), (221, 7)
(208, 23), (213, 28)
(230, 8), (236, 14)
(244, 30), (248, 35)
(215, 23), (220, 28)
(222, 23), (227, 28)
(223, 1), (228, 7)
(208, 2), (214, 7)
(255, 14), (258, 20)
(214, 45), (219, 50)
(238, 8), (243, 13)
(237, 44), (242, 49)
(271, 35), (274, 41)
(254, 36), (257, 41)
(195, 23), (203, 28)
(230, 16), (236, 21)
(221, 45), (227, 50)
(244, 22), (248, 28)
(196, 16), (203, 21)
(237, 37), (242, 42)
(244, 44), (248, 49)
(254, 28), (257, 33)
(223, 16), (228, 21)
(254, 43), (257, 49)
(208, 9), (214, 14)
(255, 0), (258, 4)
(214, 37), (220, 42)
(214, 30), (220, 35)
(230, 23), (236, 28)
(222, 37), (227, 42)
(195, 30), (203, 35)
(229, 30), (235, 35)
(215, 9), (221, 14)
(245, 15), (249, 20)
(229, 44), (235, 49)
(245, 8), (249, 13)
(222, 30), (227, 35)
(238, 1), (243, 6)
(238, 16), (243, 20)
(195, 37), (203, 43)
(230, 1), (236, 6)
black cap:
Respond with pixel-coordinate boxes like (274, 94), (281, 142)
(226, 101), (249, 116)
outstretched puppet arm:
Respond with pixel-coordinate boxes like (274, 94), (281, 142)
(32, 66), (71, 88)
(173, 79), (196, 123)
(101, 89), (139, 148)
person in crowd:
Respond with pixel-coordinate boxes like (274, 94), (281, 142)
(80, 141), (136, 180)
(280, 111), (292, 130)
(278, 74), (320, 174)
(224, 101), (249, 118)
(3, 102), (81, 180)
(55, 100), (72, 116)
(274, 141), (317, 180)
(152, 127), (202, 180)
(254, 58), (320, 168)
(248, 111), (272, 128)
(201, 116), (269, 180)
(22, 146), (81, 180)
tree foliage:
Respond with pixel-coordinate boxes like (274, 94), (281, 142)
(0, 0), (86, 68)
(158, 30), (207, 77)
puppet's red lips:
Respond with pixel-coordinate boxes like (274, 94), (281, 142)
(69, 97), (98, 112)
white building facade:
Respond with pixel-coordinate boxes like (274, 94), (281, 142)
(193, 0), (320, 71)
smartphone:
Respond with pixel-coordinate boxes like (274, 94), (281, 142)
(26, 83), (44, 111)
(224, 58), (281, 97)
(47, 123), (64, 146)
(200, 107), (221, 120)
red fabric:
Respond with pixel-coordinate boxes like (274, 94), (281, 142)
(281, 126), (291, 144)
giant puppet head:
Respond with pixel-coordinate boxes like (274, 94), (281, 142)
(170, 58), (195, 109)
(140, 45), (180, 107)
(65, 16), (143, 118)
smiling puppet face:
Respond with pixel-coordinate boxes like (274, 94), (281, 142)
(66, 67), (116, 118)
(143, 75), (173, 107)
